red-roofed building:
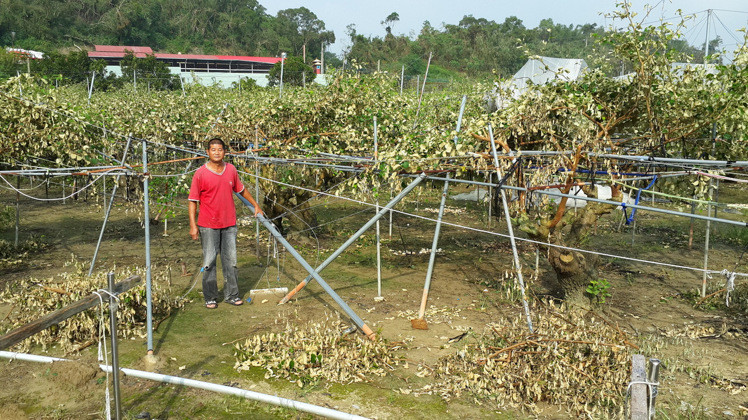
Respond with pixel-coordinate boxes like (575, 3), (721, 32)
(88, 45), (284, 87)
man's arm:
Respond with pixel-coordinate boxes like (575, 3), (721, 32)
(188, 200), (199, 240)
(240, 188), (264, 217)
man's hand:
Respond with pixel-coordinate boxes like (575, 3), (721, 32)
(188, 201), (199, 240)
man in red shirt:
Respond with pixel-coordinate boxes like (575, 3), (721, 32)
(188, 138), (263, 309)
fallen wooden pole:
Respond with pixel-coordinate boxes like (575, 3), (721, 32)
(0, 275), (141, 350)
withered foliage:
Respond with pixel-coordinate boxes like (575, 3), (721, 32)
(234, 314), (401, 387)
(415, 301), (634, 417)
(0, 258), (184, 352)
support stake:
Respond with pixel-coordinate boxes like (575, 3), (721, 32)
(108, 272), (122, 420)
(89, 136), (133, 276)
(374, 117), (383, 299)
(278, 174), (427, 304)
(236, 195), (380, 340)
(412, 173), (451, 330)
(488, 125), (533, 333)
(142, 140), (153, 353)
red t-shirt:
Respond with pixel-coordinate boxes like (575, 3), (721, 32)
(188, 163), (244, 229)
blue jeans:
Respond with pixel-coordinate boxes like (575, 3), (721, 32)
(199, 226), (239, 302)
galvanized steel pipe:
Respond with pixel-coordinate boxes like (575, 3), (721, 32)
(0, 351), (370, 420)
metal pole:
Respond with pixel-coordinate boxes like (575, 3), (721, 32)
(279, 174), (427, 304)
(648, 358), (661, 418)
(704, 9), (712, 61)
(279, 53), (286, 99)
(0, 351), (370, 420)
(400, 65), (404, 94)
(254, 127), (260, 260)
(89, 136), (133, 276)
(107, 272), (122, 420)
(388, 190), (393, 239)
(414, 52), (432, 123)
(418, 173), (451, 319)
(701, 124), (717, 296)
(702, 204), (712, 297)
(235, 194), (379, 340)
(487, 173), (492, 229)
(689, 197), (696, 248)
(142, 140), (153, 353)
(404, 173), (747, 228)
(374, 116), (382, 299)
(536, 189), (744, 227)
(488, 124), (533, 333)
(453, 95), (467, 147)
(14, 176), (20, 247)
(87, 72), (95, 104)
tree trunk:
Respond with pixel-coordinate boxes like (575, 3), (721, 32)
(287, 200), (318, 234)
(547, 246), (598, 306)
(262, 191), (318, 236)
(519, 185), (619, 306)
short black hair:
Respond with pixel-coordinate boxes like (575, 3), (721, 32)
(207, 138), (226, 150)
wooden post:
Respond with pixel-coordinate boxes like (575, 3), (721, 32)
(630, 354), (648, 420)
(0, 275), (141, 350)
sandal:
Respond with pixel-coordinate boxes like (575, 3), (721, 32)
(205, 300), (218, 309)
(225, 297), (244, 306)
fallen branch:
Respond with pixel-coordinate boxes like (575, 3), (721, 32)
(1, 304), (15, 322)
(35, 283), (71, 295)
(696, 288), (727, 306)
(488, 337), (627, 359)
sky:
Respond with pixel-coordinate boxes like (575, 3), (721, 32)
(260, 0), (748, 57)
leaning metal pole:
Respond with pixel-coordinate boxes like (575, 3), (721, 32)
(279, 173), (427, 304)
(415, 95), (465, 317)
(89, 136), (133, 276)
(236, 194), (380, 340)
(374, 116), (382, 299)
(488, 125), (534, 333)
(142, 140), (154, 353)
(417, 173), (451, 320)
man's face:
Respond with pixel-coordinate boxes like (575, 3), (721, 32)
(207, 143), (225, 163)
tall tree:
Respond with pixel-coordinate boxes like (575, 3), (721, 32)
(382, 12), (400, 36)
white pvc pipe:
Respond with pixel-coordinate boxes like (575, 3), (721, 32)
(0, 351), (370, 420)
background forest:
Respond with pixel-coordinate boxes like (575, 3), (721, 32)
(0, 0), (720, 79)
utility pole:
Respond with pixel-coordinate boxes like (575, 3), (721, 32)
(704, 9), (712, 63)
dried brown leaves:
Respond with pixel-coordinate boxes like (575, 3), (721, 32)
(234, 314), (401, 387)
(412, 301), (634, 417)
(0, 257), (183, 352)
